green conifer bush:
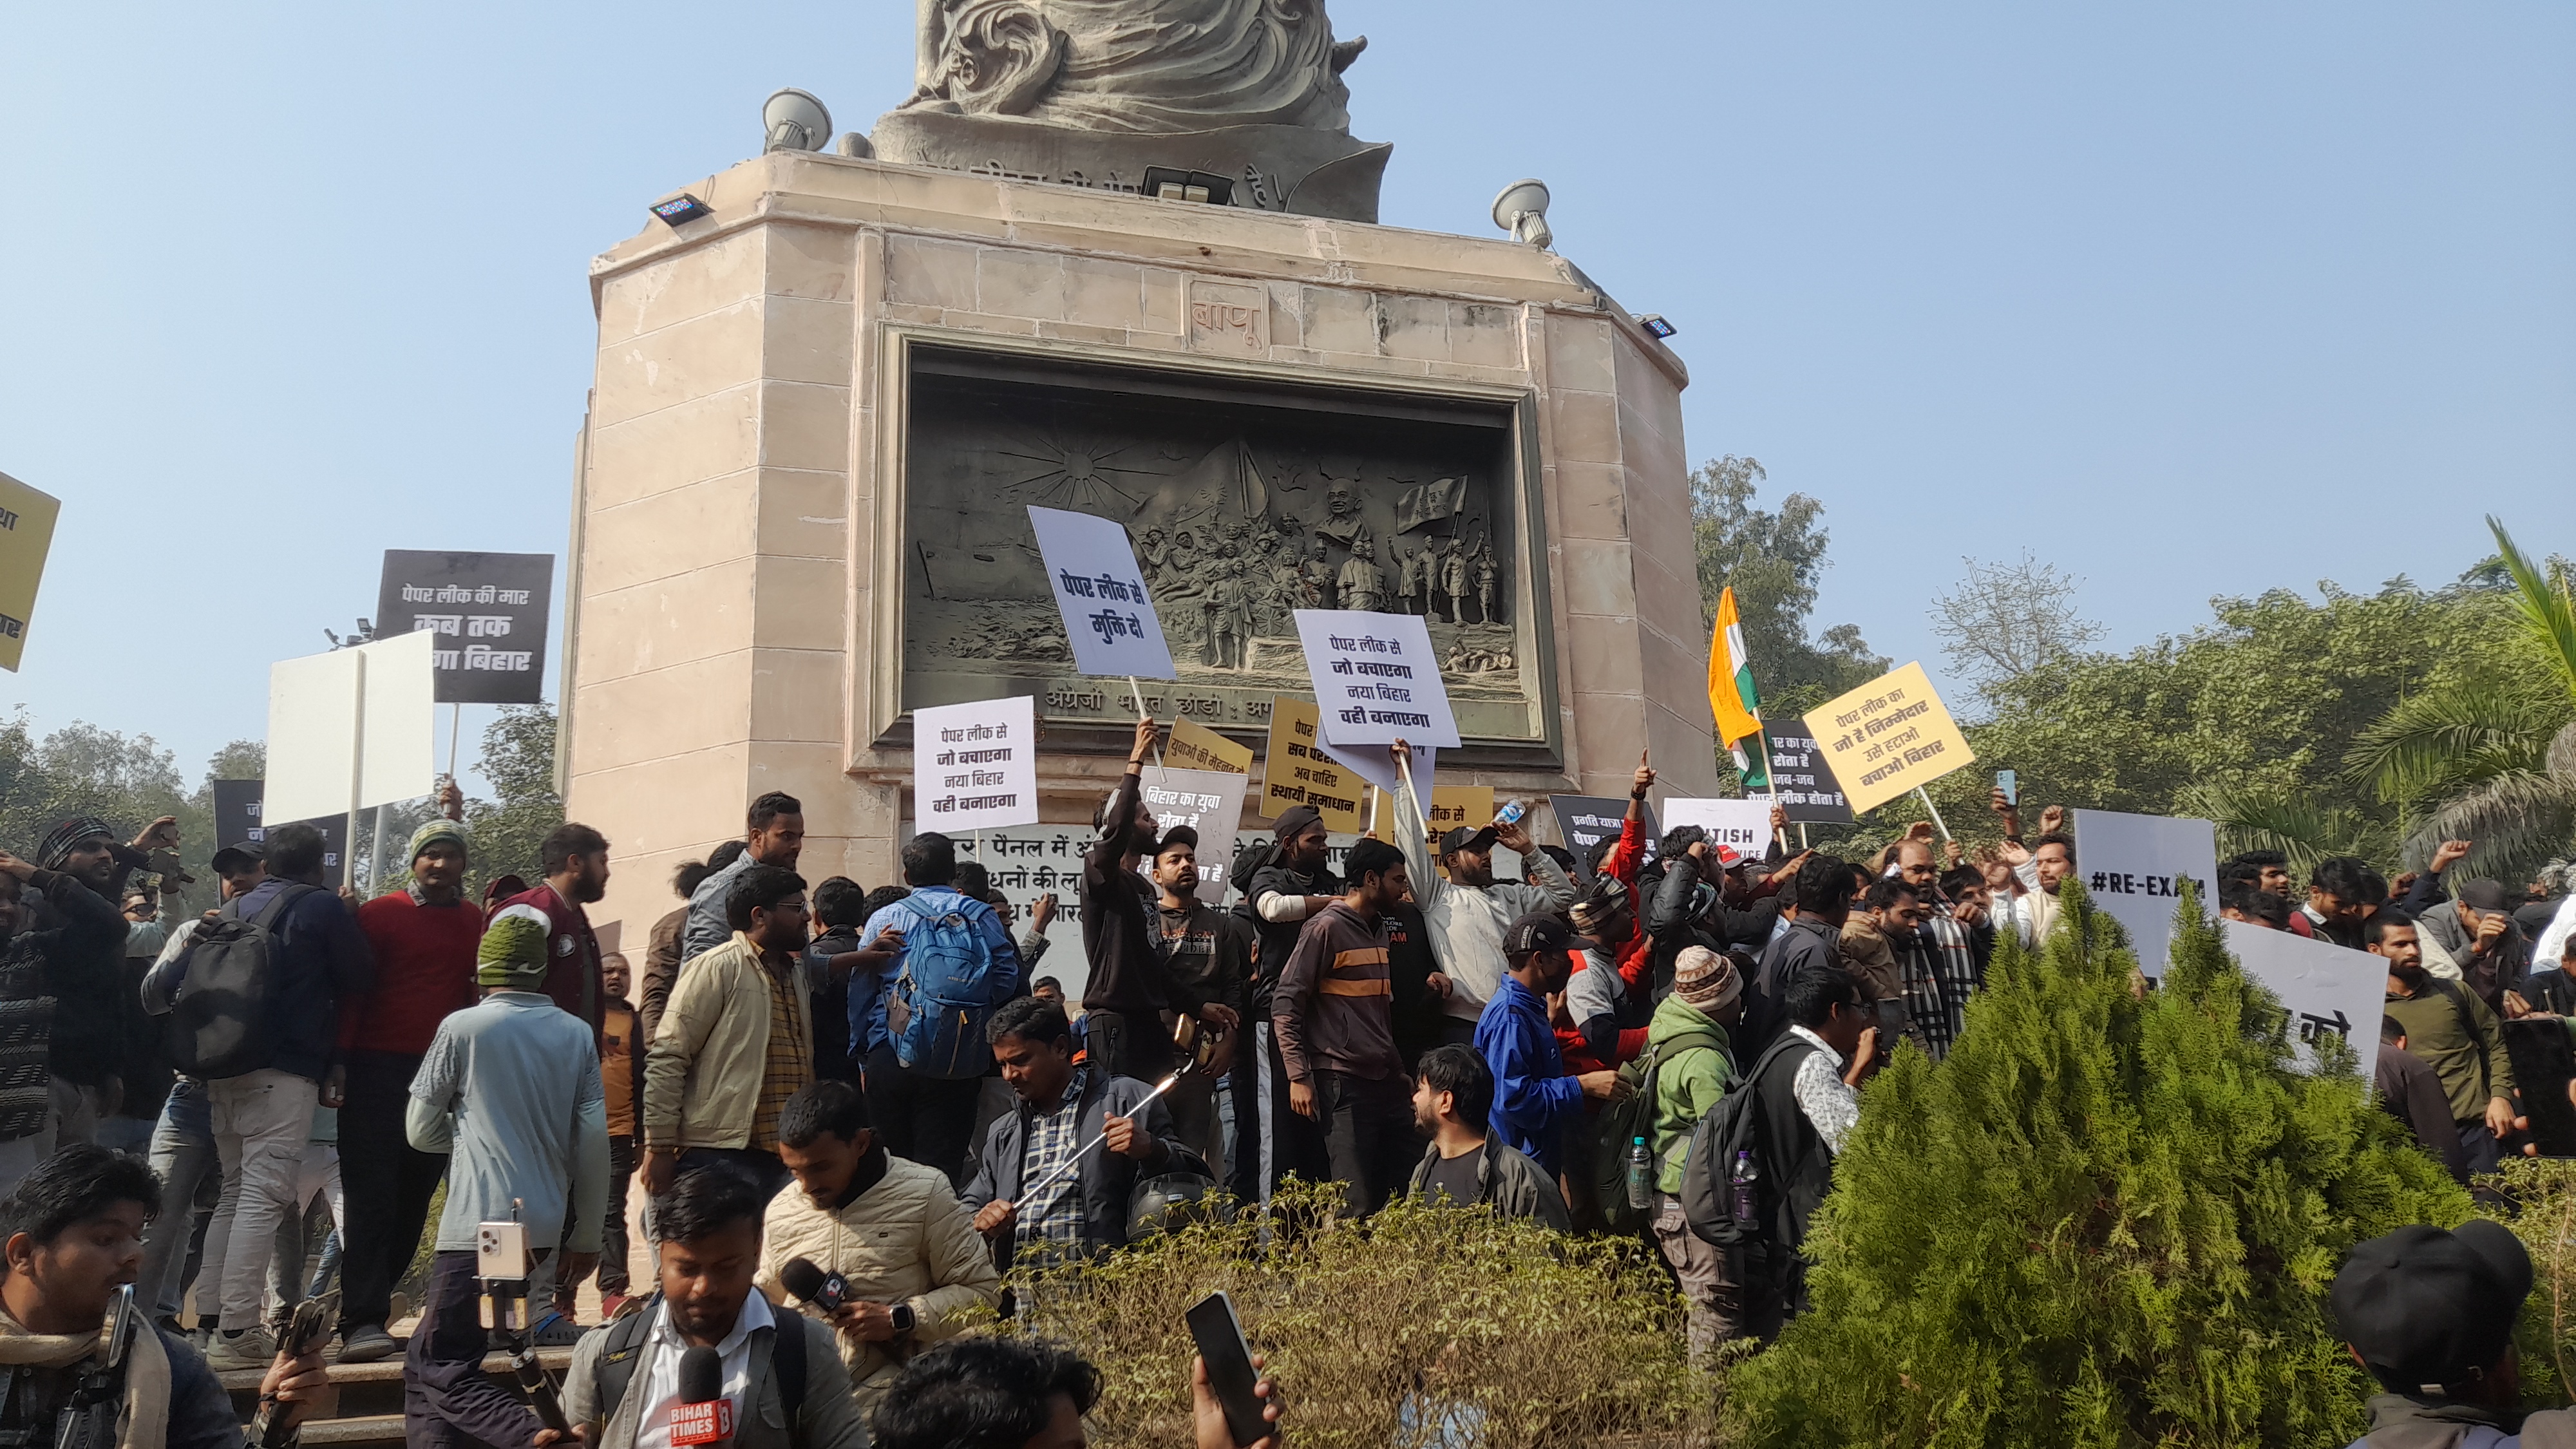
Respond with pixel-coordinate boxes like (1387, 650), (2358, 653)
(1726, 886), (2470, 1448)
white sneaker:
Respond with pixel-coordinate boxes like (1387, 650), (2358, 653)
(205, 1326), (279, 1371)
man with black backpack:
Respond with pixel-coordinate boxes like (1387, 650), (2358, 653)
(147, 820), (374, 1370)
(556, 1167), (866, 1449)
(1643, 947), (1745, 1363)
(2376, 915), (2524, 1177)
(852, 833), (1019, 1186)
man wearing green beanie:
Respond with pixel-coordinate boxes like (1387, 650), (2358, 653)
(337, 791), (479, 1363)
(404, 900), (609, 1443)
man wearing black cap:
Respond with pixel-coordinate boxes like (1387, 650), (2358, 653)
(1387, 741), (1581, 1050)
(1474, 912), (1624, 1184)
(24, 814), (177, 1153)
(2419, 879), (2534, 1015)
(2332, 1219), (2576, 1444)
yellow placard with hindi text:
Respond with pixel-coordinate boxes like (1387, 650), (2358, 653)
(1260, 697), (1365, 833)
(1167, 715), (1253, 776)
(1799, 661), (1975, 816)
(1373, 785), (1495, 844)
(0, 472), (62, 674)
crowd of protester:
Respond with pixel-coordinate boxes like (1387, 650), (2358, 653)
(1, 717), (2573, 1444)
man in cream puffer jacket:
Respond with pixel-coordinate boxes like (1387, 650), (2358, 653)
(756, 1080), (1000, 1411)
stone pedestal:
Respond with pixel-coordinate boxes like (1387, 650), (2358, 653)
(565, 149), (1712, 945)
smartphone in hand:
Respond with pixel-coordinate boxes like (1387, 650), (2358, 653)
(1995, 770), (2018, 808)
(1185, 1291), (1267, 1447)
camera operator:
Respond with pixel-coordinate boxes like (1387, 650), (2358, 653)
(0, 1144), (327, 1448)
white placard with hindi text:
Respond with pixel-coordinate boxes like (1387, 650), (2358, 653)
(1028, 506), (1175, 679)
(2071, 808), (2218, 976)
(1140, 766), (1248, 907)
(1318, 739), (1434, 797)
(1294, 610), (1460, 748)
(2224, 919), (2385, 1074)
(1661, 798), (1775, 862)
(913, 697), (1039, 833)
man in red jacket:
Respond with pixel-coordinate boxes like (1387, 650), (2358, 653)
(334, 813), (478, 1362)
(489, 823), (611, 1043)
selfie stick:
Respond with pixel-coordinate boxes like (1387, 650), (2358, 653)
(1017, 1021), (1205, 1203)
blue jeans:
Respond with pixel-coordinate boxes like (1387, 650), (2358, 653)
(139, 1080), (216, 1321)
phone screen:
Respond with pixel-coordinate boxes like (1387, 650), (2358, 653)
(1184, 1291), (1267, 1446)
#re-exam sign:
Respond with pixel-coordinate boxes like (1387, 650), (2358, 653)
(1800, 661), (1974, 816)
(2071, 808), (2217, 976)
(376, 551), (554, 705)
(1027, 506), (1175, 680)
(914, 697), (1038, 832)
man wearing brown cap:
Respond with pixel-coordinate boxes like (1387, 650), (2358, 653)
(2332, 1219), (2576, 1444)
(1645, 945), (1746, 1362)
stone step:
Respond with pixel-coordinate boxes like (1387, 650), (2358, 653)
(222, 1343), (582, 1425)
(295, 1414), (406, 1444)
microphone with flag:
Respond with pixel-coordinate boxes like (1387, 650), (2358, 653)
(672, 1345), (732, 1448)
(779, 1256), (849, 1315)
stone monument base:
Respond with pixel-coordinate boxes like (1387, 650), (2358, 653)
(564, 149), (1714, 951)
(870, 111), (1392, 222)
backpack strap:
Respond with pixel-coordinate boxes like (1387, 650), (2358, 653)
(248, 882), (319, 933)
(590, 1294), (661, 1424)
(770, 1308), (807, 1417)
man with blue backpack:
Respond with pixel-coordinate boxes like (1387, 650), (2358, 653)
(852, 833), (1020, 1186)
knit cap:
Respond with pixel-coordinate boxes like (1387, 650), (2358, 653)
(1673, 945), (1742, 1014)
(408, 819), (469, 864)
(478, 904), (551, 989)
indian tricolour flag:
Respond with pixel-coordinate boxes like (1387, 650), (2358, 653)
(1707, 586), (1770, 790)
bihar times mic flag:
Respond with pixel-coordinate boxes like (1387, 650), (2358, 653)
(1707, 587), (1768, 789)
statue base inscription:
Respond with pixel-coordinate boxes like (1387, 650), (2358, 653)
(871, 111), (1391, 223)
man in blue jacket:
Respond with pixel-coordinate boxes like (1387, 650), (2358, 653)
(851, 832), (1019, 1185)
(1472, 913), (1624, 1181)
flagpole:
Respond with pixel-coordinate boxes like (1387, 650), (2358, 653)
(1915, 786), (1953, 843)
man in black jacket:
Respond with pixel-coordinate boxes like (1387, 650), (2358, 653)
(965, 997), (1198, 1262)
(0, 849), (126, 1187)
(26, 815), (175, 1151)
(1744, 967), (1876, 1339)
(1227, 804), (1340, 1204)
(1745, 857), (1855, 1054)
(1081, 719), (1236, 1086)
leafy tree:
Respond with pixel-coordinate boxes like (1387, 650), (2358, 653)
(2343, 518), (2576, 884)
(460, 704), (562, 890)
(1690, 455), (1888, 721)
(1725, 890), (2469, 1448)
(1929, 551), (2106, 705)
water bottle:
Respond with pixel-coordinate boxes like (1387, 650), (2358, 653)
(1625, 1136), (1653, 1210)
(1730, 1150), (1759, 1223)
(1495, 799), (1527, 828)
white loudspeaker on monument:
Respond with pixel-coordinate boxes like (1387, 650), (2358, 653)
(763, 88), (833, 153)
(1492, 178), (1553, 250)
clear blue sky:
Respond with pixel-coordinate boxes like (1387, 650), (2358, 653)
(4, 1), (2570, 782)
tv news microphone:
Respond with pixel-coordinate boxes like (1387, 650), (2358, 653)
(672, 1345), (732, 1448)
(779, 1256), (849, 1314)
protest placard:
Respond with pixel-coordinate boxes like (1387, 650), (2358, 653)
(1141, 766), (1249, 905)
(264, 630), (437, 835)
(1800, 662), (1975, 815)
(2072, 808), (2217, 976)
(376, 551), (555, 705)
(1372, 784), (1494, 843)
(1027, 506), (1175, 680)
(1548, 795), (1660, 873)
(2222, 920), (2384, 1073)
(209, 780), (348, 876)
(1259, 696), (1365, 833)
(1763, 728), (1853, 824)
(914, 697), (1039, 832)
(0, 471), (61, 674)
(1166, 716), (1252, 775)
(1662, 798), (1776, 862)
(1319, 737), (1434, 797)
(1293, 610), (1460, 748)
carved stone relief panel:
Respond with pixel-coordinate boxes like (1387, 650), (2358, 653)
(898, 344), (1545, 747)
